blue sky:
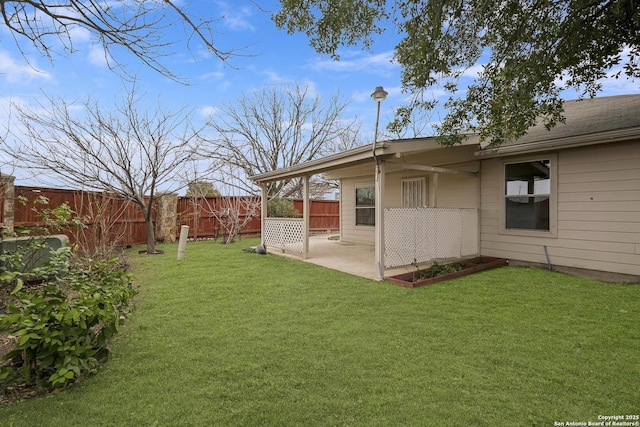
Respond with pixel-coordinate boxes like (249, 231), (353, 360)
(1, 0), (639, 187)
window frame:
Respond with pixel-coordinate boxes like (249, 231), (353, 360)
(355, 186), (375, 227)
(499, 154), (558, 237)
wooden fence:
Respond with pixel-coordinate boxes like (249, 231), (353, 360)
(14, 186), (148, 247)
(8, 185), (339, 247)
(176, 196), (262, 240)
(176, 196), (340, 240)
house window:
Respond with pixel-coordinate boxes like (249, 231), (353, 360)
(504, 159), (551, 231)
(402, 177), (427, 207)
(355, 186), (375, 226)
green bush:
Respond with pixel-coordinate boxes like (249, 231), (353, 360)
(0, 200), (135, 392)
(0, 199), (82, 288)
(0, 256), (135, 390)
(267, 198), (300, 218)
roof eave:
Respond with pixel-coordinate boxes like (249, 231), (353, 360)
(475, 127), (640, 158)
(250, 142), (388, 183)
(250, 134), (480, 184)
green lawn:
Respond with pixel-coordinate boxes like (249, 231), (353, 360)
(0, 238), (638, 426)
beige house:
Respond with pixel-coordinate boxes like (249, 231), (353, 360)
(251, 95), (640, 282)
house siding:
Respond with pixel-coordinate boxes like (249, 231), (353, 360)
(480, 140), (640, 276)
(341, 178), (376, 245)
(340, 160), (480, 245)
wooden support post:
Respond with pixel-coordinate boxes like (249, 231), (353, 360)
(374, 160), (385, 280)
(302, 175), (310, 259)
(260, 184), (268, 247)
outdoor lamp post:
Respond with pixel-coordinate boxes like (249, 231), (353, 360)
(371, 85), (387, 281)
(371, 86), (388, 152)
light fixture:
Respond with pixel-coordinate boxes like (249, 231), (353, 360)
(371, 86), (387, 159)
(371, 86), (388, 102)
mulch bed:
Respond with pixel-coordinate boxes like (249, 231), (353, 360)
(386, 257), (508, 288)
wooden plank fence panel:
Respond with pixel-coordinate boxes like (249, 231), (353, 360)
(176, 196), (262, 239)
(13, 186), (148, 247)
(176, 197), (339, 240)
(297, 199), (340, 231)
(11, 187), (340, 248)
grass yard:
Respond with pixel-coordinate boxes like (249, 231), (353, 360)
(0, 238), (638, 426)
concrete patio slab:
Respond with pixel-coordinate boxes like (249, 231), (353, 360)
(266, 234), (411, 281)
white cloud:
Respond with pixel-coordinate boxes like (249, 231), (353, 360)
(308, 51), (397, 74)
(218, 80), (232, 91)
(0, 50), (51, 83)
(257, 72), (321, 99)
(198, 64), (232, 92)
(215, 1), (255, 31)
(200, 70), (226, 81)
(67, 26), (92, 44)
(199, 105), (218, 117)
(458, 64), (485, 79)
(262, 70), (289, 84)
(597, 49), (640, 96)
(87, 44), (109, 68)
(0, 96), (29, 175)
(598, 75), (640, 96)
(556, 54), (640, 99)
(0, 96), (16, 130)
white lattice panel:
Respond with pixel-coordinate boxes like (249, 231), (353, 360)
(263, 218), (304, 256)
(384, 208), (478, 268)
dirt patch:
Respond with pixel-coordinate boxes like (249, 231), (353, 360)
(0, 333), (39, 404)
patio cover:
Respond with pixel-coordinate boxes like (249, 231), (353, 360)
(250, 135), (480, 280)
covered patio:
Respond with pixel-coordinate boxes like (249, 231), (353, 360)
(251, 136), (482, 281)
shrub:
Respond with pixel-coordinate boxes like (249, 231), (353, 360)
(267, 198), (300, 218)
(0, 199), (135, 392)
(0, 256), (135, 390)
(0, 200), (82, 297)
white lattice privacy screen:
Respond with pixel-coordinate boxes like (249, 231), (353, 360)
(384, 208), (478, 268)
(263, 218), (305, 256)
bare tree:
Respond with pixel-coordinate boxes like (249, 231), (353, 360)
(182, 176), (260, 244)
(72, 190), (131, 259)
(204, 82), (362, 198)
(2, 0), (242, 81)
(182, 179), (219, 240)
(387, 101), (439, 140)
(210, 194), (261, 244)
(4, 86), (203, 254)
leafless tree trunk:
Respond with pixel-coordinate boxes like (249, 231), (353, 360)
(2, 0), (243, 81)
(204, 82), (363, 198)
(4, 86), (203, 254)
